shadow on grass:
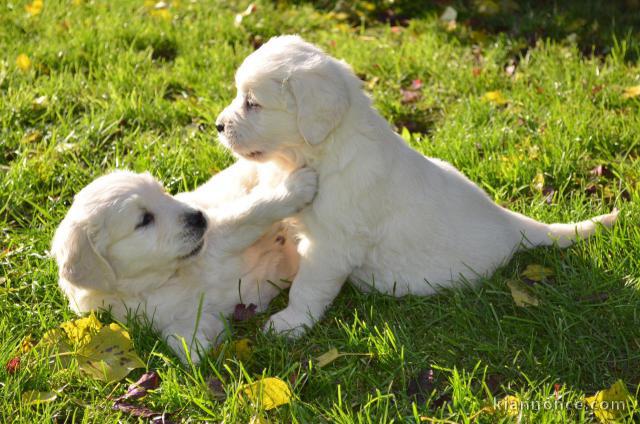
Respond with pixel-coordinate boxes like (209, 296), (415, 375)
(284, 0), (640, 61)
(249, 238), (640, 417)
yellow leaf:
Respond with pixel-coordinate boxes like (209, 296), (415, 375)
(507, 280), (540, 307)
(60, 313), (102, 347)
(482, 90), (508, 105)
(531, 172), (545, 192)
(37, 328), (74, 362)
(585, 380), (631, 422)
(213, 338), (253, 362)
(22, 390), (57, 405)
(233, 339), (252, 362)
(16, 54), (32, 72)
(315, 348), (342, 368)
(242, 377), (292, 410)
(20, 335), (35, 354)
(522, 264), (554, 282)
(25, 0), (43, 16)
(622, 85), (640, 99)
(76, 323), (145, 382)
(150, 8), (171, 20)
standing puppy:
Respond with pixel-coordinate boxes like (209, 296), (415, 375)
(215, 35), (618, 336)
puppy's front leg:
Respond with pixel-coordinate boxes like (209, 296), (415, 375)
(213, 167), (317, 254)
(263, 235), (352, 337)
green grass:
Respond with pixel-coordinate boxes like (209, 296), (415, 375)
(1, 0), (640, 422)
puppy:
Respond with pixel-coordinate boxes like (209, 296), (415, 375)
(51, 165), (317, 362)
(215, 35), (618, 336)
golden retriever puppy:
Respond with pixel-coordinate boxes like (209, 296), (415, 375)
(215, 35), (617, 336)
(51, 165), (316, 362)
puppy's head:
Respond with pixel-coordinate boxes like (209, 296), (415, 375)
(216, 35), (357, 164)
(52, 171), (207, 296)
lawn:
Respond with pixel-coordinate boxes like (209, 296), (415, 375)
(1, 0), (640, 422)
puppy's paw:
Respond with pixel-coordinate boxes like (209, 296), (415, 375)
(263, 308), (310, 338)
(282, 167), (318, 212)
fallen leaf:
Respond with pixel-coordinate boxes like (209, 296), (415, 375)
(407, 369), (435, 404)
(542, 186), (555, 204)
(410, 79), (423, 90)
(16, 54), (32, 72)
(483, 91), (508, 105)
(37, 328), (74, 365)
(25, 0), (43, 16)
(233, 303), (257, 321)
(115, 371), (160, 401)
(401, 87), (421, 104)
(77, 323), (145, 383)
(241, 377), (292, 410)
(472, 67), (482, 77)
(507, 280), (540, 307)
(60, 313), (102, 346)
(234, 338), (253, 362)
(589, 165), (613, 178)
(22, 390), (57, 406)
(522, 264), (554, 282)
(531, 172), (545, 192)
(207, 376), (226, 400)
(19, 335), (35, 354)
(585, 380), (631, 422)
(315, 348), (342, 368)
(622, 85), (640, 99)
(485, 374), (503, 396)
(6, 356), (21, 374)
(150, 8), (171, 20)
(112, 401), (165, 419)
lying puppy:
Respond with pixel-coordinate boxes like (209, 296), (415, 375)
(51, 165), (316, 361)
(215, 35), (618, 336)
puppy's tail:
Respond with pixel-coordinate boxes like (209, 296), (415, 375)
(517, 209), (618, 249)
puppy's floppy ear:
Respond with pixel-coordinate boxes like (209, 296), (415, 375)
(51, 218), (115, 291)
(287, 62), (350, 145)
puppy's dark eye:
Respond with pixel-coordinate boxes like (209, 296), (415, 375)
(136, 211), (154, 229)
(245, 96), (260, 109)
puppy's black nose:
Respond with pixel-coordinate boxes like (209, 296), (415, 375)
(216, 123), (225, 133)
(185, 210), (207, 229)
